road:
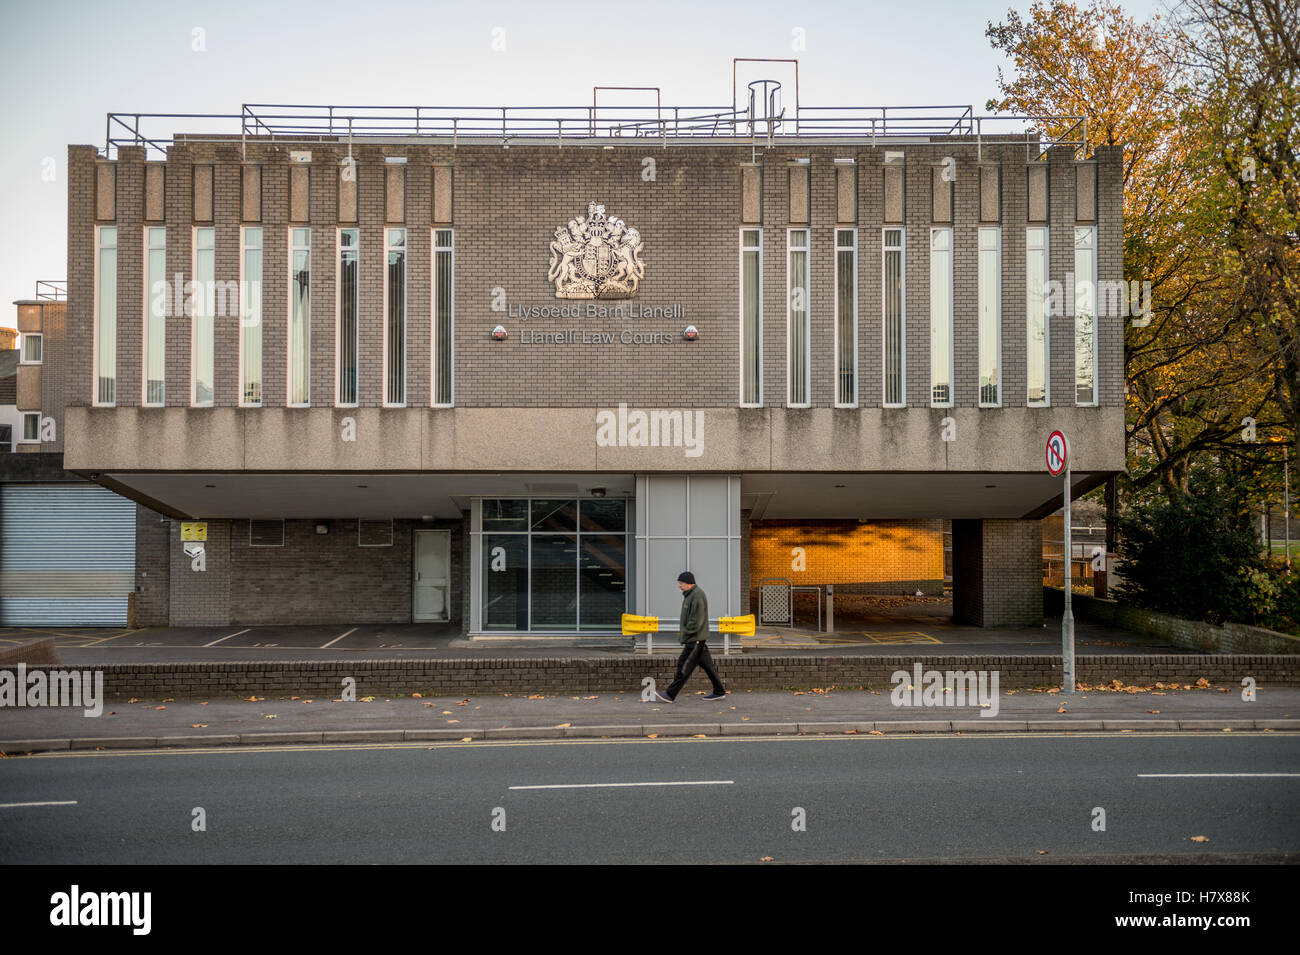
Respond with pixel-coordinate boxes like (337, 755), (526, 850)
(2, 733), (1297, 864)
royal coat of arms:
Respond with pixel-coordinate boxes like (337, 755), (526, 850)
(548, 202), (645, 299)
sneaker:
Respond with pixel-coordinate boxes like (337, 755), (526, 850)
(703, 691), (726, 700)
(654, 691), (675, 704)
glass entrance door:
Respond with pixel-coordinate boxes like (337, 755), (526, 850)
(481, 498), (627, 632)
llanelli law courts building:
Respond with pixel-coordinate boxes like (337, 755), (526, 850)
(61, 90), (1125, 634)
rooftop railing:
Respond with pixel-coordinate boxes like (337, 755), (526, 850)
(34, 280), (67, 302)
(105, 103), (1087, 162)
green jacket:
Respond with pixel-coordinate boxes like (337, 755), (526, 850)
(678, 584), (709, 643)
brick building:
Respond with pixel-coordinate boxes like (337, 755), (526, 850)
(58, 90), (1125, 634)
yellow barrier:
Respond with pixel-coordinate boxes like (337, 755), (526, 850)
(621, 613), (659, 636)
(718, 614), (756, 637)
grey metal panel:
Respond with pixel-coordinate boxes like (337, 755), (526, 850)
(687, 475), (729, 537)
(646, 538), (687, 622)
(647, 477), (688, 537)
(0, 484), (136, 625)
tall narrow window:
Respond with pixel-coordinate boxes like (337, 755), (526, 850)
(978, 227), (1001, 406)
(740, 229), (762, 405)
(144, 226), (166, 405)
(433, 228), (454, 406)
(1074, 226), (1097, 405)
(95, 226), (117, 405)
(883, 228), (905, 406)
(241, 227), (263, 405)
(787, 229), (810, 406)
(338, 229), (359, 405)
(929, 228), (953, 406)
(1026, 226), (1049, 406)
(193, 227), (215, 406)
(386, 228), (406, 405)
(835, 229), (857, 406)
(290, 227), (310, 406)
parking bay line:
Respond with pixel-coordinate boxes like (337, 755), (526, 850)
(509, 780), (734, 790)
(1138, 773), (1300, 778)
(320, 628), (358, 649)
(203, 629), (250, 648)
(0, 801), (78, 809)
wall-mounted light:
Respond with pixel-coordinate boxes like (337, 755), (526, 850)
(683, 325), (699, 341)
(590, 487), (607, 498)
(315, 521), (329, 535)
(492, 325), (507, 341)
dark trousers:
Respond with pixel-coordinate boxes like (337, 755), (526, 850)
(666, 640), (725, 700)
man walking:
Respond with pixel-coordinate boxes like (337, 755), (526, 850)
(655, 571), (726, 702)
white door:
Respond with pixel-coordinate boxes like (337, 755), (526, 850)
(413, 530), (451, 622)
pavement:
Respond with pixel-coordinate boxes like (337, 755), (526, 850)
(2, 683), (1296, 754)
(0, 600), (1186, 665)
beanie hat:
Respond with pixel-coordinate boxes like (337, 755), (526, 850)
(677, 571), (696, 584)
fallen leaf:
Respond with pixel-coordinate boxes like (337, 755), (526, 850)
(190, 724), (207, 728)
(460, 737), (472, 742)
(843, 729), (858, 734)
(128, 698), (139, 703)
(557, 722), (572, 728)
(1057, 706), (1067, 713)
(457, 699), (470, 706)
(760, 856), (774, 862)
(1218, 687), (1229, 693)
(265, 714), (278, 719)
(155, 706), (166, 710)
(441, 710), (453, 715)
(868, 730), (884, 736)
(412, 693), (423, 699)
(692, 734), (707, 738)
(1195, 677), (1210, 688)
(1037, 850), (1049, 855)
(1147, 710), (1160, 714)
(290, 696), (301, 701)
(1189, 835), (1209, 843)
(200, 702), (209, 705)
(244, 696), (263, 702)
(161, 698), (175, 703)
(647, 733), (659, 739)
(1222, 727), (1232, 732)
(446, 719), (459, 724)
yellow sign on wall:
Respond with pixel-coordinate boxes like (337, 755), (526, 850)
(181, 522), (208, 542)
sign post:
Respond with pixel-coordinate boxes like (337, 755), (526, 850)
(1047, 430), (1075, 694)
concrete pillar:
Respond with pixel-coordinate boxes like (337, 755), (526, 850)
(952, 518), (1043, 627)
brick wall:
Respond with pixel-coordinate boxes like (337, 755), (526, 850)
(164, 516), (465, 626)
(954, 518), (1042, 626)
(1046, 587), (1300, 655)
(8, 654), (1298, 699)
(749, 519), (944, 591)
(134, 505), (171, 626)
(65, 139), (1125, 414)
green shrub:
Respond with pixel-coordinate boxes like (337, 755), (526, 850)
(1115, 468), (1272, 625)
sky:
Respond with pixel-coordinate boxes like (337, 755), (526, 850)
(0, 0), (1168, 328)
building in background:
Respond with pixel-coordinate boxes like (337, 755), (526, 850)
(0, 283), (146, 626)
(59, 71), (1125, 634)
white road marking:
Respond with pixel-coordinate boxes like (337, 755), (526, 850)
(204, 629), (249, 647)
(0, 800), (78, 808)
(320, 628), (357, 649)
(509, 780), (735, 790)
(1138, 773), (1300, 778)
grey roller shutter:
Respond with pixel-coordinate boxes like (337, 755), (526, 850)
(0, 484), (136, 625)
